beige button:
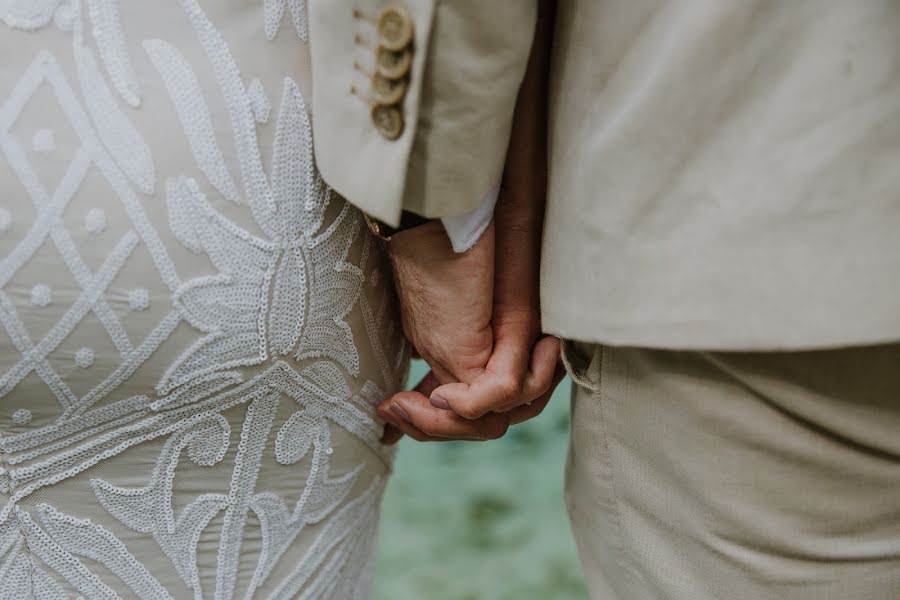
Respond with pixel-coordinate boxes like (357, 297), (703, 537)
(371, 73), (408, 106)
(376, 46), (412, 79)
(371, 104), (404, 140)
(376, 6), (414, 51)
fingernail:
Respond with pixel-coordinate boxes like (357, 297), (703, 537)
(429, 395), (450, 410)
(390, 403), (411, 423)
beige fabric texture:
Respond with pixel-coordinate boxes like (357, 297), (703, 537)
(316, 0), (900, 349)
(310, 0), (536, 226)
(0, 2), (405, 598)
(541, 0), (900, 350)
(562, 340), (900, 600)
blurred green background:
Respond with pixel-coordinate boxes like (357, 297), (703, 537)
(374, 361), (588, 599)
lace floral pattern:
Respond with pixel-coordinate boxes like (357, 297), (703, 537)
(0, 0), (404, 597)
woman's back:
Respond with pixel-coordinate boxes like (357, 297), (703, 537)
(0, 2), (405, 597)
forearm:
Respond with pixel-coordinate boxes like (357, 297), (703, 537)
(494, 0), (555, 321)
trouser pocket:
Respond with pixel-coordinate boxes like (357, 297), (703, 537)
(560, 339), (602, 393)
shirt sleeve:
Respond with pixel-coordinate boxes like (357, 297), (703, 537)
(441, 182), (498, 253)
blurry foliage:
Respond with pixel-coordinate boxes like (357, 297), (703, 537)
(374, 361), (587, 600)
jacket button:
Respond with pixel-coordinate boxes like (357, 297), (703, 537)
(376, 6), (414, 51)
(376, 46), (412, 79)
(372, 73), (408, 105)
(371, 104), (404, 140)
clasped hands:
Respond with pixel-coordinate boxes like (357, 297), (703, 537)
(376, 6), (558, 444)
(376, 215), (563, 444)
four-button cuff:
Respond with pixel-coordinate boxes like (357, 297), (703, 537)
(369, 5), (414, 140)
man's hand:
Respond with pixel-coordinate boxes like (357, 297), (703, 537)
(380, 216), (561, 443)
(387, 219), (495, 387)
(378, 212), (563, 443)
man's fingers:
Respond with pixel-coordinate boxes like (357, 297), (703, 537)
(414, 370), (440, 396)
(380, 391), (510, 441)
(521, 336), (560, 400)
(508, 394), (551, 425)
(508, 363), (566, 425)
(430, 335), (561, 419)
(428, 333), (529, 419)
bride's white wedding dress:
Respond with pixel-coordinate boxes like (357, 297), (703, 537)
(0, 1), (407, 598)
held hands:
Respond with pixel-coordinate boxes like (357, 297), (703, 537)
(376, 214), (563, 444)
(377, 0), (558, 443)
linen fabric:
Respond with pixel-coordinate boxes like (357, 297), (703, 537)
(309, 0), (536, 226)
(317, 0), (900, 350)
(541, 0), (900, 349)
(563, 340), (900, 600)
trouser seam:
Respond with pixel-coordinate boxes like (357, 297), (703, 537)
(595, 347), (646, 600)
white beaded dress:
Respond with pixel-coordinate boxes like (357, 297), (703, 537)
(0, 1), (407, 598)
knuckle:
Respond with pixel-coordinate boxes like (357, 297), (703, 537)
(530, 378), (552, 400)
(500, 375), (523, 399)
(537, 367), (556, 389)
(455, 403), (487, 420)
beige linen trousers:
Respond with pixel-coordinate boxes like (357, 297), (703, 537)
(563, 341), (900, 600)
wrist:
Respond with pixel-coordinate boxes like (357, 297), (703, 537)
(388, 218), (452, 256)
(389, 220), (494, 293)
(364, 210), (435, 242)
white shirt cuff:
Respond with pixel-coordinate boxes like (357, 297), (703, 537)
(440, 183), (499, 253)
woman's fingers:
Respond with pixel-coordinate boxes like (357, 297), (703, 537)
(379, 371), (441, 444)
(508, 363), (565, 425)
(414, 369), (440, 396)
(376, 357), (564, 444)
(380, 391), (510, 441)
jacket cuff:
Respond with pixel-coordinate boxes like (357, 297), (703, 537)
(310, 1), (536, 227)
(309, 0), (435, 226)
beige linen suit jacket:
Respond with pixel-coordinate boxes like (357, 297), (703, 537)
(310, 0), (900, 351)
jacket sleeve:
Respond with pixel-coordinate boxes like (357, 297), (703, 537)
(309, 0), (537, 226)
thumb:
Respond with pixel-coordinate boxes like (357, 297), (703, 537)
(429, 334), (557, 420)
